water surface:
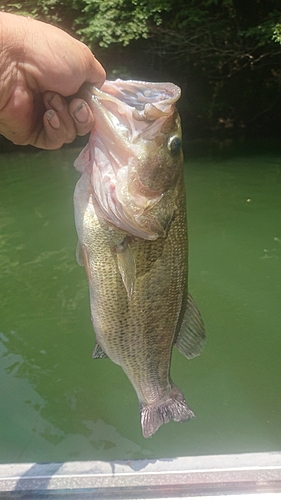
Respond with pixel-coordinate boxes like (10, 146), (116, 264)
(0, 142), (280, 463)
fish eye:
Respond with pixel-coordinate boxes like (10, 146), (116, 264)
(167, 136), (181, 155)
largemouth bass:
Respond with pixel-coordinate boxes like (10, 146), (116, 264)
(74, 79), (206, 438)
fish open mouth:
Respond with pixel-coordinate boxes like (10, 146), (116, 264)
(101, 80), (181, 111)
(75, 80), (182, 240)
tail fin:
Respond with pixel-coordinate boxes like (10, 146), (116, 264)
(140, 386), (195, 438)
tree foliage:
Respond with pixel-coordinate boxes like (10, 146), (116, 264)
(74, 0), (172, 47)
(4, 0), (281, 52)
(273, 23), (281, 44)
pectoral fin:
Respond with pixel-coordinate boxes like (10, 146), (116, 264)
(76, 242), (92, 284)
(116, 238), (136, 299)
(76, 240), (84, 266)
(175, 294), (206, 359)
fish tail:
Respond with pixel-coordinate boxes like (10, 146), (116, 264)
(140, 386), (195, 438)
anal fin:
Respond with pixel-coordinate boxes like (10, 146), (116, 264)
(175, 294), (206, 359)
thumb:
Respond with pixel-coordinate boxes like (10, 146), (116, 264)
(83, 48), (106, 89)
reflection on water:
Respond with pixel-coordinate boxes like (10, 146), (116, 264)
(0, 143), (280, 463)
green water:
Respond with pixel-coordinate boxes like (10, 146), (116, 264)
(0, 142), (280, 463)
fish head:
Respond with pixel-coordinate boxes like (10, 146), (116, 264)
(74, 80), (184, 240)
(128, 108), (183, 194)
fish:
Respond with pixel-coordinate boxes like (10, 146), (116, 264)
(73, 79), (206, 438)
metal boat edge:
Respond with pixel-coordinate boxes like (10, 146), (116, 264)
(0, 451), (281, 498)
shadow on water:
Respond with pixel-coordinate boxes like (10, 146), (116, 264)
(0, 142), (280, 464)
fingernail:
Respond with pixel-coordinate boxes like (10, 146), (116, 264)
(46, 109), (60, 129)
(48, 93), (64, 112)
(73, 103), (89, 123)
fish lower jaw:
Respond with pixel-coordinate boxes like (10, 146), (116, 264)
(139, 385), (195, 438)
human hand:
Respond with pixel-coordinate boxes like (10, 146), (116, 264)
(0, 12), (106, 149)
